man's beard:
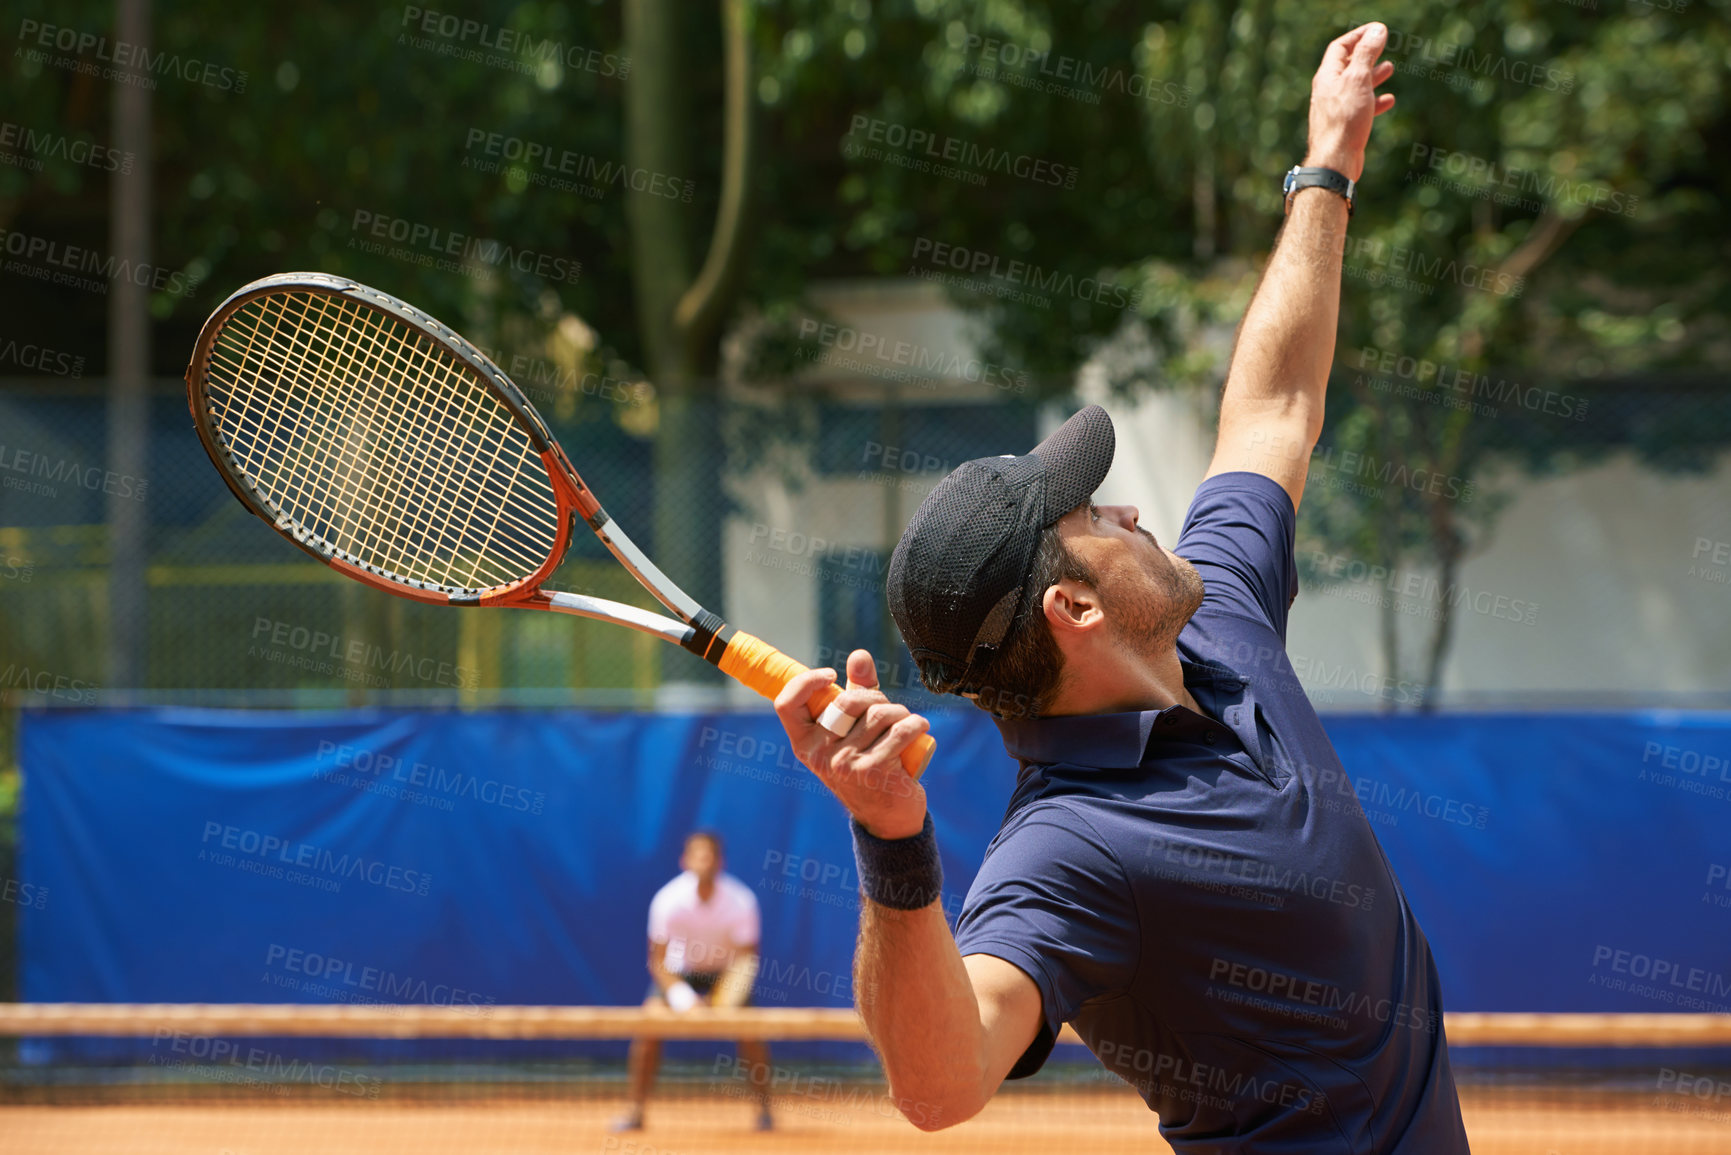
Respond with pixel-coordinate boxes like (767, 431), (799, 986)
(1108, 542), (1206, 656)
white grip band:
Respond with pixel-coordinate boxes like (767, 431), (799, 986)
(817, 699), (858, 738)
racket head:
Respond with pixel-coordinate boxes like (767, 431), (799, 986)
(185, 273), (598, 604)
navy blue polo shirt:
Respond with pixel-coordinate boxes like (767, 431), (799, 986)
(952, 471), (1469, 1153)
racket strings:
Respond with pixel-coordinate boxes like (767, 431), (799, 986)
(230, 294), (556, 587)
(204, 291), (561, 591)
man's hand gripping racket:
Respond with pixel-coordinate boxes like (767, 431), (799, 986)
(776, 649), (930, 841)
(183, 273), (935, 776)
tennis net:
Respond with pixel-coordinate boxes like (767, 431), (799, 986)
(0, 1005), (1725, 1154)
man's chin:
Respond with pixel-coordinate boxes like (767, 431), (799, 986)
(1171, 553), (1206, 622)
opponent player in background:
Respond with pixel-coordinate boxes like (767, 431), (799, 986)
(613, 831), (773, 1133)
(774, 23), (1472, 1152)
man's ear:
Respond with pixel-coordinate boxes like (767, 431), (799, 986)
(1044, 577), (1103, 640)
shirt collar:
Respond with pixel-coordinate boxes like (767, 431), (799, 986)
(991, 657), (1249, 770)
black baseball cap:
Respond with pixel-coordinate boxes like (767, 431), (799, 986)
(886, 404), (1115, 694)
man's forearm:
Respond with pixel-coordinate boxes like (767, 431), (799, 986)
(855, 901), (984, 1128)
(648, 961), (681, 993)
(1221, 187), (1350, 436)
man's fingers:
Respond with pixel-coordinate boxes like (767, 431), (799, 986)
(842, 701), (912, 753)
(774, 666), (837, 734)
(866, 714), (933, 772)
(1372, 60), (1394, 86)
(1374, 93), (1396, 116)
(1346, 22), (1388, 74)
(845, 648), (880, 692)
(1324, 25), (1368, 72)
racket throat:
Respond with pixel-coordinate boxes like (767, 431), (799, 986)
(680, 610), (733, 667)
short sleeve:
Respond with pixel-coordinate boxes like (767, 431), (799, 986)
(646, 885), (673, 943)
(953, 804), (1137, 1078)
(730, 881), (761, 948)
(1176, 471), (1300, 639)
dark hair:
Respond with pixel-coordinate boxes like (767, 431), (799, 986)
(685, 830), (724, 855)
(942, 521), (1097, 720)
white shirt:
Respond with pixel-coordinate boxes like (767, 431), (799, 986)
(647, 871), (761, 976)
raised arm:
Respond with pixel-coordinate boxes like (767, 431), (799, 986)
(774, 652), (1042, 1131)
(1205, 22), (1396, 511)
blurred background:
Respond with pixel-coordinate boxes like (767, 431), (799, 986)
(1, 1), (1730, 1147)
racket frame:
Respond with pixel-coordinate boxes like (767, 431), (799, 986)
(186, 273), (717, 644)
(186, 272), (934, 775)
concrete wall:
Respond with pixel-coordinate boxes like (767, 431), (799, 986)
(722, 281), (1731, 710)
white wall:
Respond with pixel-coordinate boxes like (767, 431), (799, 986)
(1090, 382), (1731, 709)
(721, 281), (1731, 709)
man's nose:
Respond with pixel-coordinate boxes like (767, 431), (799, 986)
(1103, 504), (1139, 531)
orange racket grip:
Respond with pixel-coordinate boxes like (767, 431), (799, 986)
(717, 630), (936, 779)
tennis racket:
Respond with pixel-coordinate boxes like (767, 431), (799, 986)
(184, 272), (935, 777)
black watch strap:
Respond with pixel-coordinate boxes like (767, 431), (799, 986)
(1283, 165), (1355, 216)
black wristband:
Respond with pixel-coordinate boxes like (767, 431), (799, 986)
(850, 813), (943, 911)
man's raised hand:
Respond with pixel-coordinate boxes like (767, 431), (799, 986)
(775, 649), (929, 840)
(1307, 22), (1397, 182)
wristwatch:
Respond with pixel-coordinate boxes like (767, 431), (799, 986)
(1282, 165), (1355, 216)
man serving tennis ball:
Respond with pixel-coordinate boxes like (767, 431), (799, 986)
(774, 23), (1470, 1151)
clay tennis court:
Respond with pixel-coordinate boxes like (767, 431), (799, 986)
(0, 1087), (1725, 1155)
(3, 1007), (1725, 1153)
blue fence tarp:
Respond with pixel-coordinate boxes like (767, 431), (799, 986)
(18, 708), (1731, 1026)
